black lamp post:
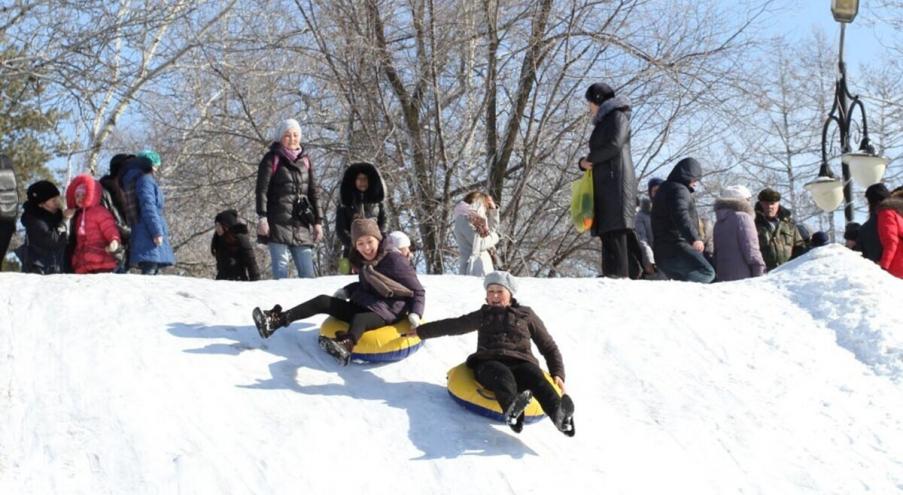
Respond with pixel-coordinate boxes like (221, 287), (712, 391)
(805, 0), (888, 220)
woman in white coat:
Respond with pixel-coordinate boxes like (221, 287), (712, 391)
(453, 191), (500, 276)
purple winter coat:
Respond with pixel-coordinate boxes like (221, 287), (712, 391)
(343, 249), (426, 322)
(713, 198), (766, 281)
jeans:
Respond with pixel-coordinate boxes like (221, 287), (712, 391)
(269, 242), (316, 279)
(656, 244), (715, 283)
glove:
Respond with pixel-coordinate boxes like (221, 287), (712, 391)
(257, 217), (269, 237)
(333, 287), (348, 300)
(106, 240), (120, 253)
(407, 313), (421, 329)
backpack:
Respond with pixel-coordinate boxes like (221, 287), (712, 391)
(0, 156), (18, 222)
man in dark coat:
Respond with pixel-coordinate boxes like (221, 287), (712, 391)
(212, 209), (260, 281)
(859, 183), (890, 263)
(650, 157), (715, 283)
(335, 162), (387, 260)
(754, 188), (804, 271)
(578, 82), (642, 278)
(408, 271), (575, 436)
(0, 155), (18, 267)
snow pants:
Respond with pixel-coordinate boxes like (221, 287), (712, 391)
(471, 358), (561, 416)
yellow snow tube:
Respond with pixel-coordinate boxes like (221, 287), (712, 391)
(319, 316), (422, 363)
(446, 362), (561, 423)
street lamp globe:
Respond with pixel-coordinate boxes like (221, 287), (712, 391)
(843, 150), (888, 187)
(805, 176), (845, 212)
(832, 0), (859, 23)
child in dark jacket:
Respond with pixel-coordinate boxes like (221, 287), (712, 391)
(211, 209), (260, 281)
(407, 271), (575, 436)
(18, 181), (71, 274)
(252, 218), (424, 366)
(335, 162), (387, 267)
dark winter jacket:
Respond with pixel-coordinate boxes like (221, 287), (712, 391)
(713, 198), (766, 281)
(119, 158), (176, 267)
(877, 195), (903, 278)
(66, 175), (121, 274)
(582, 95), (636, 236)
(335, 162), (386, 255)
(859, 213), (883, 264)
(99, 173), (131, 244)
(343, 248), (425, 322)
(754, 204), (803, 271)
(212, 211), (260, 281)
(416, 300), (565, 380)
(255, 142), (323, 246)
(651, 158), (702, 260)
(18, 201), (68, 274)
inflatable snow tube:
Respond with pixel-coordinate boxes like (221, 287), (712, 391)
(446, 362), (561, 424)
(319, 316), (422, 363)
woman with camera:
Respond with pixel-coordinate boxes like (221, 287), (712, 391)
(255, 118), (324, 279)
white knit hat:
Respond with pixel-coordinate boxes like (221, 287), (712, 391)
(274, 118), (302, 141)
(386, 231), (411, 250)
(721, 185), (752, 200)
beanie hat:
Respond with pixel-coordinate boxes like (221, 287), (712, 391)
(647, 177), (664, 195)
(720, 185), (752, 200)
(843, 222), (861, 241)
(386, 231), (411, 250)
(811, 231), (829, 247)
(865, 183), (890, 206)
(758, 188), (781, 202)
(214, 209), (241, 229)
(109, 154), (135, 177)
(275, 119), (302, 142)
(585, 82), (615, 105)
(26, 180), (60, 205)
(483, 271), (518, 298)
(137, 150), (161, 168)
(351, 218), (382, 245)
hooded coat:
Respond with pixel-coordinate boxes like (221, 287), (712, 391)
(119, 157), (176, 267)
(66, 175), (121, 274)
(416, 300), (565, 381)
(18, 201), (68, 274)
(212, 210), (260, 281)
(335, 162), (387, 255)
(255, 142), (323, 247)
(713, 197), (766, 281)
(754, 203), (802, 271)
(583, 95), (637, 236)
(877, 194), (903, 278)
(651, 158), (702, 260)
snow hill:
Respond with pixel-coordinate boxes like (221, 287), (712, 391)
(1, 244), (902, 495)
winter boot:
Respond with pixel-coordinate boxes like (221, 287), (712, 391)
(503, 390), (533, 433)
(253, 304), (286, 339)
(318, 333), (355, 366)
(552, 394), (575, 437)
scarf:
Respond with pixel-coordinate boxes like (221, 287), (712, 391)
(454, 200), (490, 237)
(359, 255), (414, 299)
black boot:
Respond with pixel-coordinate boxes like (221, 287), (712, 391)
(552, 394), (575, 437)
(503, 390), (532, 433)
(318, 333), (355, 366)
(253, 304), (286, 339)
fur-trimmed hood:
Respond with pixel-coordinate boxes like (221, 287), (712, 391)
(714, 197), (753, 218)
(339, 162), (386, 206)
(879, 194), (903, 216)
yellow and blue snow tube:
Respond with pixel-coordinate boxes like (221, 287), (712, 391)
(319, 316), (423, 363)
(446, 362), (562, 424)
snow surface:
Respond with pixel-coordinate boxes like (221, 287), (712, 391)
(1, 244), (902, 495)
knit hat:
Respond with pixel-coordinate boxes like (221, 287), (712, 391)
(351, 218), (382, 245)
(647, 177), (664, 195)
(214, 209), (241, 229)
(758, 188), (781, 202)
(137, 150), (161, 168)
(720, 185), (752, 200)
(865, 183), (890, 206)
(811, 231), (829, 247)
(843, 222), (861, 241)
(275, 118), (302, 142)
(585, 83), (615, 105)
(483, 271), (518, 298)
(109, 154), (135, 176)
(26, 180), (60, 205)
(386, 231), (411, 250)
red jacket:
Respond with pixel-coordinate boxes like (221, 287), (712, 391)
(877, 195), (903, 279)
(66, 175), (121, 274)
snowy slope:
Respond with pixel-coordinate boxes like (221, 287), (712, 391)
(1, 245), (902, 495)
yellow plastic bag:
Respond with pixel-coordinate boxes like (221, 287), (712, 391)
(570, 169), (594, 233)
